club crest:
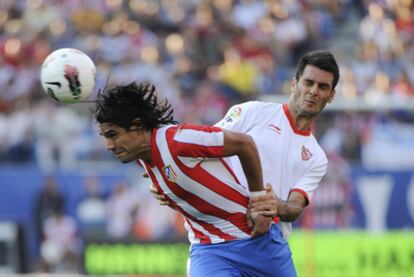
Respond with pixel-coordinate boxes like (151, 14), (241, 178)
(163, 165), (178, 183)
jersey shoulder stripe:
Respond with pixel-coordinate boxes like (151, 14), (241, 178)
(169, 125), (224, 158)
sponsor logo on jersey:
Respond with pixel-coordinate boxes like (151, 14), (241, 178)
(301, 145), (313, 161)
(163, 165), (178, 183)
(268, 124), (281, 134)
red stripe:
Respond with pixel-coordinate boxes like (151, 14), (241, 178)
(168, 127), (249, 208)
(283, 103), (311, 136)
(143, 164), (162, 192)
(184, 218), (211, 244)
(291, 188), (310, 206)
(152, 132), (244, 240)
(178, 124), (222, 133)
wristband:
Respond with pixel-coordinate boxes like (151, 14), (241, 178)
(250, 190), (266, 197)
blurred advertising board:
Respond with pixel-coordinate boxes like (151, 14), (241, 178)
(290, 231), (414, 277)
(82, 232), (414, 276)
(350, 167), (414, 230)
(83, 241), (189, 275)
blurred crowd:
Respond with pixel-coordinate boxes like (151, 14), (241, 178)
(33, 174), (186, 273)
(0, 1), (412, 273)
(0, 0), (413, 171)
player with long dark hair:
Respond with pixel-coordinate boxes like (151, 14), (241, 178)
(94, 82), (295, 276)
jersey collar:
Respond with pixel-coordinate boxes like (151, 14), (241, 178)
(282, 103), (311, 136)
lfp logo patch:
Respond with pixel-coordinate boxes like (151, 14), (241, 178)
(163, 165), (178, 183)
(229, 106), (242, 118)
(224, 106), (242, 123)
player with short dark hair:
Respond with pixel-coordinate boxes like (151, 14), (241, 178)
(218, 50), (340, 238)
(94, 82), (296, 276)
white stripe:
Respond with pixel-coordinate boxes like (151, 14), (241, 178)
(174, 128), (223, 147)
(185, 218), (225, 244)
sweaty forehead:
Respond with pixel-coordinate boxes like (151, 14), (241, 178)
(99, 122), (122, 133)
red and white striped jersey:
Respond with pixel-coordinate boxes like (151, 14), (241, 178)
(138, 124), (251, 245)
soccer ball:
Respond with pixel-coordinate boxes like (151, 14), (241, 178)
(40, 48), (96, 103)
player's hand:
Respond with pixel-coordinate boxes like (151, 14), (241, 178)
(247, 184), (277, 237)
(247, 212), (273, 238)
(248, 184), (278, 218)
(148, 183), (176, 210)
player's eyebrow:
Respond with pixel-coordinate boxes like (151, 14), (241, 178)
(100, 129), (116, 137)
(304, 78), (331, 89)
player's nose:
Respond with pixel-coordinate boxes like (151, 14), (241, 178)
(309, 83), (319, 96)
(105, 139), (115, 151)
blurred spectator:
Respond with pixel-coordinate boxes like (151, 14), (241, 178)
(34, 176), (65, 240)
(34, 175), (66, 265)
(301, 151), (352, 229)
(131, 176), (187, 241)
(38, 209), (81, 273)
(105, 182), (139, 238)
(76, 176), (106, 237)
(33, 100), (87, 172)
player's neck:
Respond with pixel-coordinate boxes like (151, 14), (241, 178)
(286, 102), (315, 132)
(137, 131), (153, 164)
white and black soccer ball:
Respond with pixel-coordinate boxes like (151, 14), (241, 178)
(40, 48), (96, 103)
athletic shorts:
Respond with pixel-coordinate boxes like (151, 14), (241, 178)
(188, 224), (297, 277)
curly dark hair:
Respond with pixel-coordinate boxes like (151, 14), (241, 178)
(94, 82), (178, 130)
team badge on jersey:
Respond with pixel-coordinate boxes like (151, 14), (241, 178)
(301, 146), (313, 161)
(163, 165), (178, 183)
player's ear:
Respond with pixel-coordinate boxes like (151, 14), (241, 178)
(290, 78), (297, 93)
(130, 118), (142, 131)
(328, 89), (336, 103)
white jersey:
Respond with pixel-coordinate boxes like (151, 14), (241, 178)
(216, 101), (328, 238)
(139, 124), (251, 245)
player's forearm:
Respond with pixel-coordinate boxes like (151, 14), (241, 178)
(238, 143), (264, 192)
(276, 198), (303, 222)
(223, 131), (264, 192)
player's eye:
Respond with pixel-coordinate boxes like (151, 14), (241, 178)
(105, 132), (118, 139)
(305, 80), (313, 86)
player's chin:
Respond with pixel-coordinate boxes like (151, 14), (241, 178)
(120, 157), (135, 163)
(116, 154), (135, 163)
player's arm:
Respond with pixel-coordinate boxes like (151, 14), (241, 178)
(222, 130), (275, 236)
(222, 129), (264, 193)
(275, 192), (307, 222)
(249, 188), (307, 222)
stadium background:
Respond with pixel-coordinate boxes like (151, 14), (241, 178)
(0, 0), (413, 276)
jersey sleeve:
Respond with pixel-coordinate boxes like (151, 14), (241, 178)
(291, 155), (328, 205)
(214, 101), (258, 133)
(170, 124), (225, 158)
